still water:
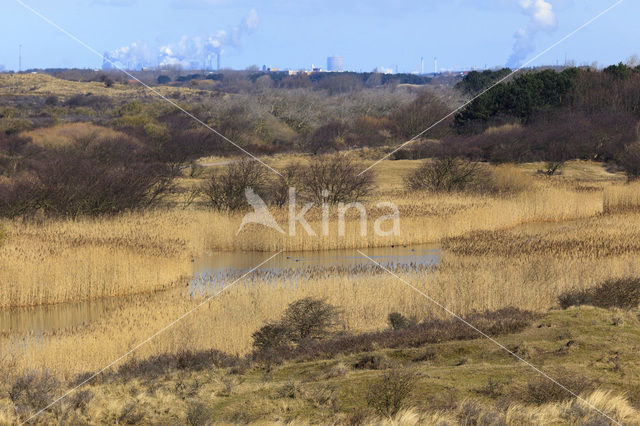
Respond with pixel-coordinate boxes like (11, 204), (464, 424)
(1, 245), (440, 334)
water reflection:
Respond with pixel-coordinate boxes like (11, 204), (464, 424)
(189, 245), (440, 297)
(0, 245), (440, 334)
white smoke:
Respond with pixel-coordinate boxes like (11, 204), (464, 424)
(105, 41), (153, 70)
(507, 0), (557, 68)
(105, 9), (258, 70)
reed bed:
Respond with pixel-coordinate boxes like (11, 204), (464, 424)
(604, 180), (640, 213)
(0, 183), (605, 307)
(3, 246), (640, 379)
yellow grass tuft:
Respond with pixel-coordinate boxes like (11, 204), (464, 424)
(20, 122), (127, 149)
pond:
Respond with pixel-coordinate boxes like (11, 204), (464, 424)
(0, 245), (441, 334)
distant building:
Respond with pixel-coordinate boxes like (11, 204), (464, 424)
(327, 56), (343, 72)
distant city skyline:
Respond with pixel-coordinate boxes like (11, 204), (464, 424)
(1, 1), (638, 73)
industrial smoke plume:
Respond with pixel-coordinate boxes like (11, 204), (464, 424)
(105, 9), (258, 70)
(507, 0), (557, 67)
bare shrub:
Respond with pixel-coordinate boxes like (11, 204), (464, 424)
(387, 312), (416, 330)
(0, 133), (173, 218)
(265, 162), (301, 207)
(405, 157), (481, 192)
(280, 297), (342, 343)
(512, 369), (594, 405)
(299, 154), (375, 204)
(253, 308), (537, 364)
(354, 354), (390, 370)
(620, 142), (640, 180)
(9, 370), (60, 419)
(117, 401), (145, 424)
(305, 120), (348, 154)
(366, 369), (416, 418)
(186, 398), (213, 426)
(251, 323), (291, 351)
(0, 175), (41, 218)
(558, 278), (640, 310)
(393, 91), (452, 140)
(203, 159), (267, 211)
(325, 362), (348, 378)
(33, 146), (172, 216)
(67, 389), (93, 413)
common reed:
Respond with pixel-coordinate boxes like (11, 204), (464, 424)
(0, 179), (606, 308)
(3, 245), (640, 379)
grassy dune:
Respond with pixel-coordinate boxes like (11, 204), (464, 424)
(1, 306), (638, 424)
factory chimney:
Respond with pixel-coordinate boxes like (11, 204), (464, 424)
(217, 52), (221, 71)
(421, 57), (424, 75)
(434, 57), (438, 74)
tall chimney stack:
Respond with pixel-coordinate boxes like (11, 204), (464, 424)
(217, 53), (221, 71)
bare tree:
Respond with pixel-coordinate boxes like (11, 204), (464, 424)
(203, 159), (267, 211)
(405, 157), (480, 192)
(299, 154), (375, 204)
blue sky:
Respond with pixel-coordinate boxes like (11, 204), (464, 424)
(1, 0), (637, 72)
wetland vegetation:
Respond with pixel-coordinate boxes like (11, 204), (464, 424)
(1, 67), (640, 424)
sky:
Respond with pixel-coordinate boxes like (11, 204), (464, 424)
(0, 0), (638, 73)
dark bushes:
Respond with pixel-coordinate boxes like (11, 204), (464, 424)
(393, 91), (452, 140)
(202, 154), (374, 211)
(253, 308), (538, 363)
(454, 68), (578, 132)
(620, 142), (640, 180)
(0, 135), (173, 218)
(404, 157), (482, 192)
(280, 297), (343, 342)
(305, 120), (348, 154)
(512, 369), (594, 405)
(299, 154), (375, 204)
(387, 312), (415, 330)
(9, 370), (60, 419)
(110, 349), (239, 381)
(252, 298), (342, 353)
(251, 323), (292, 351)
(203, 159), (267, 211)
(366, 369), (416, 417)
(558, 278), (640, 310)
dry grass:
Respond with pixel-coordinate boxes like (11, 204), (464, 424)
(0, 73), (200, 101)
(0, 180), (605, 307)
(604, 180), (640, 213)
(3, 238), (640, 379)
(369, 391), (640, 425)
(20, 123), (127, 149)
